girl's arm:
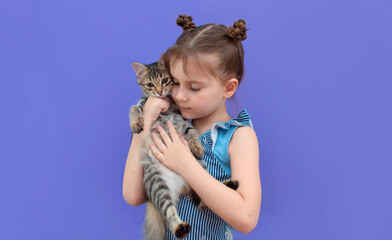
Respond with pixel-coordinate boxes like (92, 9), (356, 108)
(122, 130), (148, 206)
(185, 126), (261, 233)
(122, 96), (170, 206)
(150, 124), (261, 233)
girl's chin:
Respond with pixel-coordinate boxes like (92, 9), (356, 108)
(179, 110), (192, 119)
(180, 113), (191, 119)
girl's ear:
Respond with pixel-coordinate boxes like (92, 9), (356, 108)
(132, 62), (147, 78)
(223, 78), (239, 98)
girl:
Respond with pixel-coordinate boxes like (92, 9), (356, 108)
(123, 14), (261, 239)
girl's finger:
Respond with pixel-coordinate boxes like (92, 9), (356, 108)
(156, 125), (172, 146)
(152, 133), (168, 154)
(149, 144), (165, 162)
(180, 136), (189, 146)
(167, 121), (180, 143)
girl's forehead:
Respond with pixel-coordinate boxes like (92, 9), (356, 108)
(170, 54), (220, 82)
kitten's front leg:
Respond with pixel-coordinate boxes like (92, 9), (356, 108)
(129, 105), (144, 133)
(185, 128), (204, 160)
(185, 126), (209, 182)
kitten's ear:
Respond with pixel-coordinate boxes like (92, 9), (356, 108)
(157, 55), (168, 74)
(158, 54), (165, 68)
(132, 62), (147, 77)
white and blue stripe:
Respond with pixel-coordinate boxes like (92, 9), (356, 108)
(165, 109), (253, 240)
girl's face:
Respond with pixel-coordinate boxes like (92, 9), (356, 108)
(170, 59), (226, 120)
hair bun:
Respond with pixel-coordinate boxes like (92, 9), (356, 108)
(227, 19), (247, 42)
(176, 14), (197, 32)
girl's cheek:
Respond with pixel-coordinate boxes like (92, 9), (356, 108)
(171, 86), (179, 99)
(171, 85), (178, 94)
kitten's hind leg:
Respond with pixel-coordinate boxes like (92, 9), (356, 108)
(144, 166), (191, 239)
(164, 202), (191, 239)
(223, 179), (240, 190)
(190, 180), (239, 212)
(190, 189), (208, 211)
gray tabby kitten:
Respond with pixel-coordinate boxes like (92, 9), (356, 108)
(130, 60), (240, 240)
(130, 60), (207, 240)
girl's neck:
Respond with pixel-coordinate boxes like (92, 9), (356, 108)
(192, 103), (232, 136)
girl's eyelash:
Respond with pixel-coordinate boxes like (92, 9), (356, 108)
(172, 81), (199, 91)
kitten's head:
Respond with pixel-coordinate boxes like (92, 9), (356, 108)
(132, 60), (173, 97)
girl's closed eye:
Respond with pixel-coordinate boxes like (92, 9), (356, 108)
(190, 86), (200, 91)
(173, 80), (199, 91)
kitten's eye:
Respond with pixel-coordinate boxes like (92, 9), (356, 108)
(161, 78), (168, 84)
(146, 83), (154, 88)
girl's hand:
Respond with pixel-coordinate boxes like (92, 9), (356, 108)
(150, 121), (195, 174)
(143, 96), (170, 132)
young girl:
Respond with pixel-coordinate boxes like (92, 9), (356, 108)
(123, 14), (261, 239)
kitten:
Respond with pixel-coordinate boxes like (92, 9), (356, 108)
(129, 60), (239, 239)
(130, 60), (206, 239)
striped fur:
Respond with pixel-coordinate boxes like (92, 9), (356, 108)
(130, 61), (208, 239)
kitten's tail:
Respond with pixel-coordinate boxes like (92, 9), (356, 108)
(143, 201), (165, 240)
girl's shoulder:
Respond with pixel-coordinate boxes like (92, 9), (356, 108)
(228, 124), (259, 175)
(210, 109), (253, 151)
(229, 125), (258, 152)
(227, 109), (258, 158)
(208, 110), (257, 175)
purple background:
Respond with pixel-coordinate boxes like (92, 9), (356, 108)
(1, 0), (391, 239)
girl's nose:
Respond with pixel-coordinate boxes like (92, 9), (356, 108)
(175, 86), (187, 101)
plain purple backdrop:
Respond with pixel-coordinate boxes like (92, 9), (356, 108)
(1, 0), (391, 239)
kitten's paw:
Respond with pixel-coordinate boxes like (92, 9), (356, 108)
(130, 119), (144, 133)
(190, 142), (204, 160)
(175, 222), (191, 239)
(223, 180), (239, 190)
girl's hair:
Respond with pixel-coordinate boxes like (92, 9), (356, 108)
(161, 14), (247, 85)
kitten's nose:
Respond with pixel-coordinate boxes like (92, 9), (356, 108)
(156, 87), (163, 95)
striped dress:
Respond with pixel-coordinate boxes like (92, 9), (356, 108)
(165, 110), (253, 240)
